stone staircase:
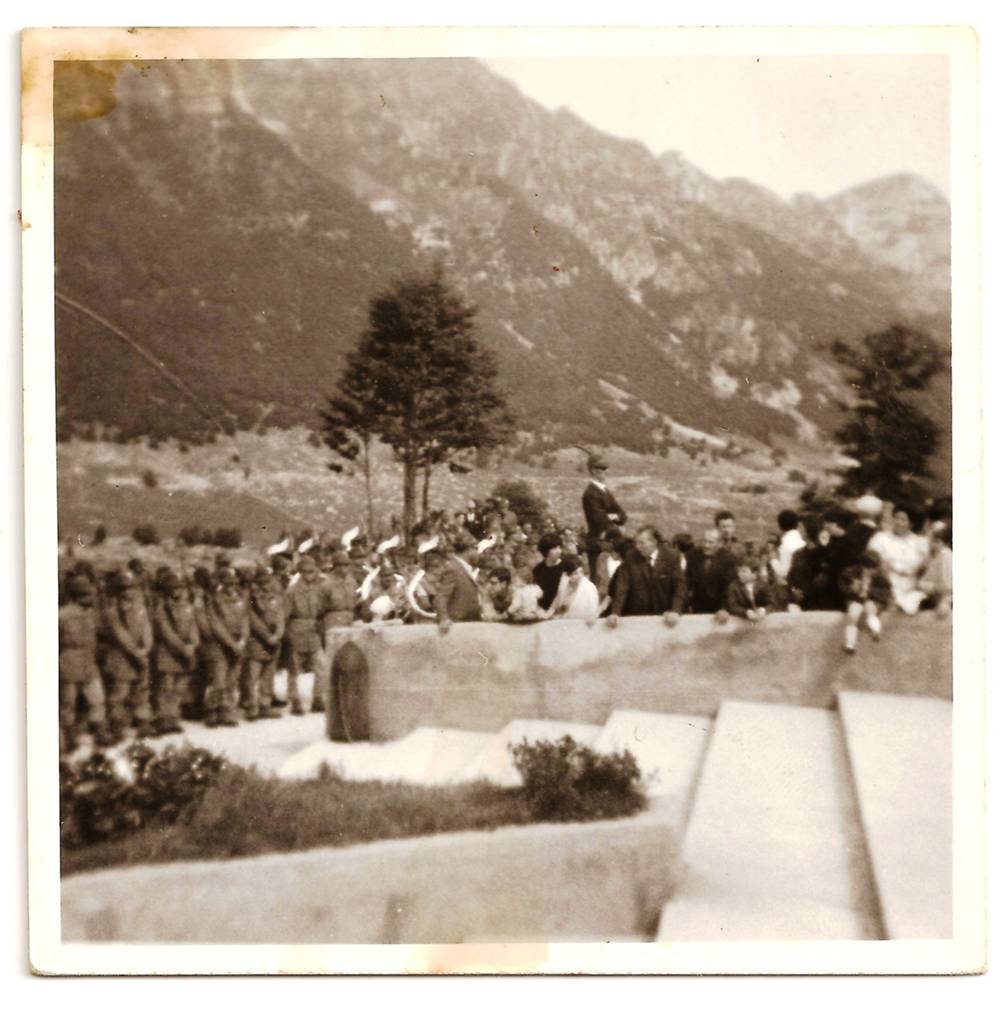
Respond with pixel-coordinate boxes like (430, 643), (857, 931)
(148, 673), (951, 943)
(275, 688), (951, 941)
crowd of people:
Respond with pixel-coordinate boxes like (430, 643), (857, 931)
(58, 451), (953, 753)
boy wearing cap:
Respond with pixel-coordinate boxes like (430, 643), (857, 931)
(203, 568), (250, 727)
(582, 453), (628, 578)
(59, 576), (113, 751)
(283, 554), (335, 714)
(101, 570), (155, 739)
(244, 570), (285, 720)
(152, 572), (200, 735)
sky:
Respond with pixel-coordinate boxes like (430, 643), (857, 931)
(485, 54), (950, 200)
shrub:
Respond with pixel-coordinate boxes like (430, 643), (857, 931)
(141, 468), (159, 488)
(178, 524), (207, 547)
(132, 524), (159, 545)
(491, 478), (549, 529)
(510, 735), (646, 822)
(786, 468), (807, 484)
(60, 744), (228, 849)
(91, 524), (107, 546)
(213, 527), (243, 548)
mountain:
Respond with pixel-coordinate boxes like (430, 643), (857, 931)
(54, 58), (950, 464)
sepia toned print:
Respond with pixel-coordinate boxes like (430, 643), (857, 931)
(23, 26), (984, 975)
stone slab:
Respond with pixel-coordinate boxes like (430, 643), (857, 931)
(657, 700), (881, 941)
(457, 719), (603, 787)
(279, 727), (494, 785)
(593, 709), (712, 825)
(838, 691), (952, 939)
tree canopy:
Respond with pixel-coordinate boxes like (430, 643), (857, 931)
(832, 324), (948, 504)
(321, 267), (514, 538)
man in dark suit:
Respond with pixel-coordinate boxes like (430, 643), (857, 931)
(582, 452), (628, 578)
(607, 526), (686, 627)
(686, 528), (737, 614)
(434, 532), (482, 633)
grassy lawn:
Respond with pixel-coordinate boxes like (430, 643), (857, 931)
(61, 736), (647, 877)
(61, 765), (536, 877)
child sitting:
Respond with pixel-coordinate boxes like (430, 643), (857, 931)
(724, 562), (770, 622)
(508, 561), (547, 623)
(838, 552), (892, 653)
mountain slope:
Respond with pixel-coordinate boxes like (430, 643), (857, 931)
(54, 57), (950, 462)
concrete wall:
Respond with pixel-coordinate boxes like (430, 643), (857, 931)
(327, 612), (951, 741)
(61, 800), (679, 944)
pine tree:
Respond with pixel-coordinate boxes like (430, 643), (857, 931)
(321, 267), (514, 539)
(832, 325), (947, 503)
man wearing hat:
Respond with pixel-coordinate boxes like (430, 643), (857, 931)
(151, 571), (200, 735)
(202, 567), (250, 727)
(59, 575), (113, 751)
(582, 452), (628, 580)
(434, 532), (482, 632)
(325, 551), (359, 629)
(101, 569), (155, 739)
(244, 569), (285, 720)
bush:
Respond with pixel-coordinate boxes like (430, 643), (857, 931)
(491, 478), (548, 530)
(141, 468), (159, 488)
(786, 469), (807, 484)
(178, 524), (207, 547)
(510, 735), (646, 822)
(213, 527), (243, 548)
(132, 524), (159, 545)
(60, 744), (228, 849)
(91, 524), (107, 546)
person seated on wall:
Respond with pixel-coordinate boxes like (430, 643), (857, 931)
(917, 522), (953, 617)
(724, 560), (771, 623)
(867, 504), (931, 616)
(606, 525), (685, 628)
(550, 554), (601, 621)
(838, 551), (892, 654)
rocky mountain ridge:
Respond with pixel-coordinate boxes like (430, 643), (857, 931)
(54, 57), (950, 464)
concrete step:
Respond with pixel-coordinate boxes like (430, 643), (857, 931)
(279, 726), (494, 785)
(592, 709), (712, 823)
(457, 719), (603, 787)
(837, 691), (952, 939)
(656, 700), (882, 941)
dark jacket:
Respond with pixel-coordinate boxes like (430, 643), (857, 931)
(686, 548), (736, 614)
(582, 482), (628, 551)
(610, 548), (682, 617)
(725, 578), (771, 618)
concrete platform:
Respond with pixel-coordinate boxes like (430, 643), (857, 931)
(592, 709), (712, 823)
(838, 691), (952, 939)
(279, 726), (494, 785)
(657, 700), (882, 941)
(456, 719), (603, 787)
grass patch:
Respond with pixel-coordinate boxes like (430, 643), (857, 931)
(61, 738), (647, 878)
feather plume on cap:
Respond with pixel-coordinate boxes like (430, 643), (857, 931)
(405, 568), (436, 619)
(477, 533), (497, 554)
(417, 534), (440, 555)
(266, 537), (291, 557)
(357, 564), (380, 599)
(297, 537), (315, 554)
(340, 525), (360, 550)
(377, 533), (401, 554)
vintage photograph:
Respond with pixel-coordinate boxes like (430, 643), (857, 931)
(22, 26), (984, 975)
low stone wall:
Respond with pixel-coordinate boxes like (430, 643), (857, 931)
(61, 800), (679, 944)
(327, 612), (952, 741)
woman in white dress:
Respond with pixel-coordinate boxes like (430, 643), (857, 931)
(868, 505), (930, 615)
